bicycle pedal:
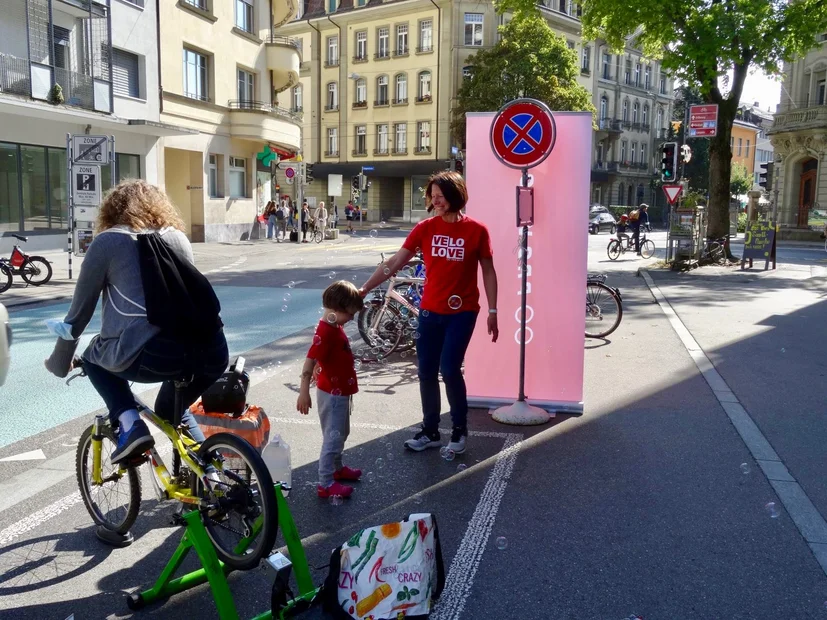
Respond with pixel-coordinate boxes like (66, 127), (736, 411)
(122, 454), (148, 468)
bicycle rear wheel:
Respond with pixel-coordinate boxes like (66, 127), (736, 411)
(0, 263), (11, 293)
(585, 282), (623, 338)
(20, 256), (52, 285)
(708, 241), (725, 262)
(76, 424), (141, 534)
(607, 241), (621, 261)
(640, 240), (655, 259)
(313, 229), (323, 243)
(357, 301), (404, 353)
(197, 433), (278, 571)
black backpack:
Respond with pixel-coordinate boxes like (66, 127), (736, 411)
(137, 232), (223, 344)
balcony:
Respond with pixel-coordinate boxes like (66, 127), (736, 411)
(394, 47), (409, 57)
(324, 103), (339, 112)
(352, 148), (368, 157)
(324, 150), (339, 157)
(353, 100), (367, 109)
(0, 53), (111, 114)
(597, 118), (622, 133)
(415, 146), (431, 154)
(769, 104), (827, 134)
(416, 45), (433, 54)
(393, 148), (408, 155)
(415, 94), (432, 104)
(373, 148), (389, 156)
(324, 58), (340, 68)
(374, 98), (389, 107)
(393, 97), (408, 105)
(266, 36), (301, 92)
(353, 54), (368, 64)
(375, 51), (390, 61)
(227, 100), (301, 148)
(272, 0), (299, 28)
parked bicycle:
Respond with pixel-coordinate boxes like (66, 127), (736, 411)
(0, 234), (53, 293)
(701, 236), (728, 263)
(586, 273), (623, 338)
(607, 231), (655, 261)
(66, 355), (278, 570)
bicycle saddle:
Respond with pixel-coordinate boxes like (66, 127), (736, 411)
(11, 234), (28, 242)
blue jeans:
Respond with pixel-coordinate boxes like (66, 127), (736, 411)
(416, 311), (479, 433)
(267, 215), (276, 239)
(84, 330), (229, 438)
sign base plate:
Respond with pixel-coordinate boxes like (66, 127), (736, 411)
(491, 400), (552, 426)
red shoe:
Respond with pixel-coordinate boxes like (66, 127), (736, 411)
(317, 481), (353, 499)
(333, 466), (362, 482)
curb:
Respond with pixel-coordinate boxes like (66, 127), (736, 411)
(639, 267), (827, 578)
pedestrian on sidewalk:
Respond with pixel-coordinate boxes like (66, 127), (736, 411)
(314, 201), (329, 236)
(333, 204), (339, 229)
(358, 171), (499, 455)
(297, 280), (364, 500)
(345, 201), (354, 232)
(276, 200), (288, 242)
(631, 203), (650, 255)
(264, 200), (277, 240)
(301, 201), (310, 242)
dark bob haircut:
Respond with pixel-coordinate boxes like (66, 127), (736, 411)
(425, 171), (468, 213)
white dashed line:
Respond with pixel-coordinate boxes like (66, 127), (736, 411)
(204, 256), (248, 275)
(0, 491), (81, 547)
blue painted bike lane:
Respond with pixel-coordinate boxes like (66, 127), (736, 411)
(0, 286), (323, 448)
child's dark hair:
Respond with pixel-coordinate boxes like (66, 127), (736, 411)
(323, 280), (363, 314)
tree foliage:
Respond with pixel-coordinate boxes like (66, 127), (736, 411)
(495, 0), (827, 238)
(730, 163), (753, 198)
(451, 15), (594, 145)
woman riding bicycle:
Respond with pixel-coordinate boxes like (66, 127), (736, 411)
(45, 180), (228, 465)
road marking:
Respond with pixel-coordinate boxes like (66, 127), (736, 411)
(640, 269), (827, 576)
(0, 491), (81, 547)
(204, 256), (248, 275)
(0, 449), (46, 462)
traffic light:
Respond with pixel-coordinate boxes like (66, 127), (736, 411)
(304, 163), (314, 185)
(359, 173), (368, 191)
(660, 142), (678, 182)
(351, 175), (360, 191)
(759, 161), (774, 191)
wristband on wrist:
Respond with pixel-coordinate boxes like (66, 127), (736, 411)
(488, 309), (498, 314)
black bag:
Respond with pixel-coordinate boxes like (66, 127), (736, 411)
(290, 230), (299, 242)
(201, 357), (249, 416)
(137, 232), (223, 344)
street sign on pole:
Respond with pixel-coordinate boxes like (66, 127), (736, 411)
(277, 161), (298, 170)
(663, 184), (684, 205)
(72, 135), (110, 164)
(284, 167), (295, 179)
(688, 104), (718, 138)
(490, 99), (556, 169)
(361, 166), (374, 172)
(72, 165), (101, 206)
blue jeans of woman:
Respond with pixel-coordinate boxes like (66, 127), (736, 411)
(267, 215), (276, 239)
(84, 330), (229, 441)
(415, 311), (478, 433)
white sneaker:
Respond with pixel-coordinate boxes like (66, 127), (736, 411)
(404, 429), (442, 452)
(447, 427), (467, 454)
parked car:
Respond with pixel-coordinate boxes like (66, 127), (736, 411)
(589, 209), (617, 234)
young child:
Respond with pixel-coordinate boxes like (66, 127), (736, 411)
(616, 214), (630, 248)
(297, 280), (364, 499)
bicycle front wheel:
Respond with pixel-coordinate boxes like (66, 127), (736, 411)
(0, 264), (11, 293)
(585, 282), (623, 338)
(313, 230), (323, 243)
(20, 256), (52, 285)
(198, 433), (278, 571)
(76, 424), (141, 534)
(640, 240), (655, 259)
(607, 240), (621, 261)
(708, 241), (725, 262)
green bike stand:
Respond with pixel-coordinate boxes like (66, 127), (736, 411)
(126, 485), (321, 620)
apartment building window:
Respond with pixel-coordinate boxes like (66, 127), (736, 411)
(396, 24), (409, 55)
(659, 74), (666, 94)
(417, 121), (431, 151)
(581, 46), (591, 73)
(645, 66), (652, 89)
(567, 40), (575, 50)
(632, 101), (639, 124)
(377, 27), (390, 58)
(229, 157), (247, 198)
(183, 48), (208, 101)
(818, 80), (826, 105)
(395, 123), (407, 152)
(208, 154), (221, 198)
(183, 0), (208, 10)
(464, 13), (483, 46)
(737, 138), (742, 156)
(112, 49), (140, 98)
(376, 75), (389, 104)
(395, 73), (407, 102)
(327, 128), (338, 155)
(355, 126), (367, 154)
(419, 19), (433, 52)
(634, 62), (641, 87)
(292, 85), (302, 111)
(355, 31), (367, 60)
(326, 82), (338, 109)
(642, 104), (649, 126)
(620, 140), (627, 162)
(657, 107), (663, 131)
(602, 53), (611, 79)
(640, 144), (647, 168)
(622, 100), (628, 122)
(237, 68), (254, 104)
(630, 142), (637, 164)
(417, 71), (431, 100)
(235, 0), (253, 33)
(376, 124), (389, 153)
(327, 36), (339, 65)
(462, 66), (473, 80)
(599, 96), (608, 120)
(746, 139), (751, 158)
(355, 78), (367, 104)
(328, 0), (336, 13)
(624, 61), (631, 85)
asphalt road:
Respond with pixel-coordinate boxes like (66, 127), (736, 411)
(3, 229), (827, 619)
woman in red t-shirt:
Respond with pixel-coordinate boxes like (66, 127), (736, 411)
(359, 171), (499, 455)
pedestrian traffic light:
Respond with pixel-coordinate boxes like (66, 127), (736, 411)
(304, 164), (314, 185)
(759, 161), (774, 191)
(351, 175), (360, 192)
(660, 142), (678, 182)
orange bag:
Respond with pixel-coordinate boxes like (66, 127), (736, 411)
(189, 400), (270, 452)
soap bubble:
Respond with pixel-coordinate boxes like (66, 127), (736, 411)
(370, 230), (378, 238)
(495, 536), (508, 550)
(283, 293), (292, 302)
(329, 271), (337, 279)
(375, 457), (385, 469)
(281, 305), (289, 312)
(327, 312), (337, 323)
(348, 377), (355, 385)
(367, 471), (376, 483)
(740, 463), (751, 475)
(412, 493), (423, 505)
(313, 335), (322, 346)
(456, 463), (467, 473)
(354, 360), (362, 371)
(331, 388), (343, 396)
(448, 295), (463, 310)
(765, 501), (780, 518)
(329, 429), (341, 440)
(329, 495), (344, 506)
(383, 267), (391, 275)
(422, 310), (430, 317)
(440, 447), (455, 462)
(408, 318), (419, 329)
(412, 332), (421, 340)
(287, 281), (296, 288)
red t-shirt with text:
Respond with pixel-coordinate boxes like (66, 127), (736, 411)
(402, 214), (493, 314)
(307, 320), (358, 396)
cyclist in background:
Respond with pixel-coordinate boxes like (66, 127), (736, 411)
(630, 203), (651, 255)
(44, 180), (228, 465)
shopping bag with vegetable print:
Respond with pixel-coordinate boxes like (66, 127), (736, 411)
(323, 513), (445, 619)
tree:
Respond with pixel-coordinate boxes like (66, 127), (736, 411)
(451, 14), (594, 145)
(673, 85), (710, 195)
(495, 0), (827, 239)
(730, 163), (752, 198)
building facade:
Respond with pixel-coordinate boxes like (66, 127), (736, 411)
(730, 119), (760, 177)
(157, 0), (302, 242)
(737, 103), (775, 190)
(0, 0), (179, 251)
(768, 34), (827, 231)
(587, 41), (675, 209)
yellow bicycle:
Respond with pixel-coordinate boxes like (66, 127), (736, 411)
(70, 358), (278, 571)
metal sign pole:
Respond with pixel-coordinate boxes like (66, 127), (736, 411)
(66, 133), (73, 280)
(517, 167), (530, 403)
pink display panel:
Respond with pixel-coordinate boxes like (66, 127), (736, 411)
(464, 112), (591, 413)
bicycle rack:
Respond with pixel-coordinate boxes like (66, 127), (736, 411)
(126, 483), (321, 619)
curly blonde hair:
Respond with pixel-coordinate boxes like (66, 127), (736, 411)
(96, 179), (185, 233)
